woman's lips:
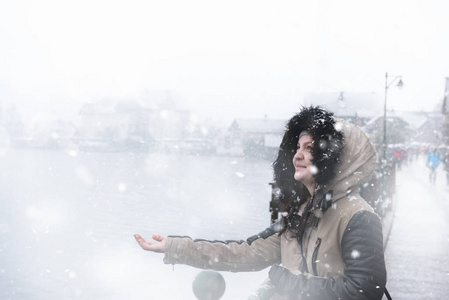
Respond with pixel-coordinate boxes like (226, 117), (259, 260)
(295, 165), (307, 170)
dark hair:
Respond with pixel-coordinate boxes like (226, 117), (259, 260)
(273, 106), (344, 243)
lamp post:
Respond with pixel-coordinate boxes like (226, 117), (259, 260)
(382, 72), (403, 206)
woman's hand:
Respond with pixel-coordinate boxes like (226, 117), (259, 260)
(134, 234), (166, 253)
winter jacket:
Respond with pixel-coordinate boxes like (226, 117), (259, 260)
(426, 151), (442, 169)
(163, 114), (386, 300)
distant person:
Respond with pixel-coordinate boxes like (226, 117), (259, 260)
(426, 147), (442, 185)
(392, 148), (404, 170)
(134, 106), (387, 300)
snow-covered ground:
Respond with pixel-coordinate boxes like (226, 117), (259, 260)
(384, 156), (449, 299)
(1, 149), (449, 299)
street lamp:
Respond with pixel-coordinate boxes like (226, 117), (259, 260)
(382, 72), (403, 209)
(383, 72), (403, 164)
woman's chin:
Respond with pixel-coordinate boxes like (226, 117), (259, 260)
(293, 172), (303, 182)
(294, 172), (313, 187)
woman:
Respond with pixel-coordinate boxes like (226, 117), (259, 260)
(134, 106), (387, 299)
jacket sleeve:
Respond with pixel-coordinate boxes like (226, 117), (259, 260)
(163, 223), (282, 272)
(269, 211), (387, 300)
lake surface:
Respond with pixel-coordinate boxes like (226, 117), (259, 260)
(0, 148), (274, 299)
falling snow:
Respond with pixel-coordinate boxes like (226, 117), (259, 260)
(351, 250), (360, 259)
(2, 137), (449, 299)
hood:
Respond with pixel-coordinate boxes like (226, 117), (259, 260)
(327, 118), (377, 202)
(273, 106), (376, 204)
(273, 106), (344, 202)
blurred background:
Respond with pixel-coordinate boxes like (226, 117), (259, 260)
(1, 0), (449, 299)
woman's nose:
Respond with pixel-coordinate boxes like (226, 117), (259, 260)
(294, 149), (303, 160)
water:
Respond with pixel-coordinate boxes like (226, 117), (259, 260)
(0, 148), (273, 299)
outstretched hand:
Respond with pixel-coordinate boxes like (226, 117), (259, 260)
(134, 234), (166, 253)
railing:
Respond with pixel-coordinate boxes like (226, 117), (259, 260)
(360, 162), (396, 218)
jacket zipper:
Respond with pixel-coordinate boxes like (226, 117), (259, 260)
(311, 238), (322, 276)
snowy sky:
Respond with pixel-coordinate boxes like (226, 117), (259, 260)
(1, 0), (449, 125)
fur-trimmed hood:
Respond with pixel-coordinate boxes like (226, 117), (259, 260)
(273, 106), (344, 201)
(273, 106), (376, 204)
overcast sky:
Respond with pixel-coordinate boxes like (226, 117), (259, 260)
(1, 0), (449, 125)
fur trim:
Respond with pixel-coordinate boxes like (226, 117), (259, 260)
(273, 106), (344, 201)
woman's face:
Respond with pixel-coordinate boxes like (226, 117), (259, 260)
(292, 134), (315, 186)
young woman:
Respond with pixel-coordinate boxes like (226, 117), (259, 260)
(134, 106), (387, 300)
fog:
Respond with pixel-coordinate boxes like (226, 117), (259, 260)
(2, 1), (449, 299)
(2, 0), (449, 126)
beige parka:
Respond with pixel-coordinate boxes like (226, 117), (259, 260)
(163, 119), (386, 299)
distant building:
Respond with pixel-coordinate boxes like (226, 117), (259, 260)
(363, 109), (445, 162)
(303, 90), (448, 148)
(1, 103), (23, 140)
(77, 99), (216, 152)
(225, 118), (286, 159)
(17, 118), (77, 149)
(304, 91), (383, 126)
(411, 112), (445, 146)
(441, 77), (449, 145)
(78, 100), (154, 150)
